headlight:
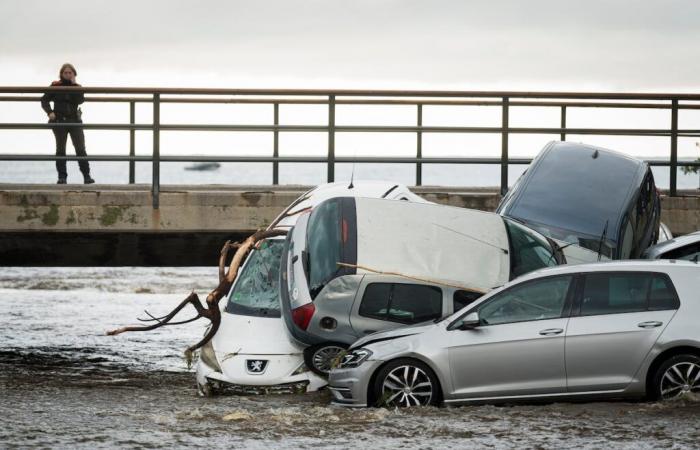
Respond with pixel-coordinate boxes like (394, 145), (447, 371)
(338, 348), (373, 369)
(200, 339), (221, 372)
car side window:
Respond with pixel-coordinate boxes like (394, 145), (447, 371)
(453, 290), (482, 313)
(478, 276), (572, 326)
(359, 283), (443, 324)
(662, 243), (700, 262)
(648, 275), (680, 310)
(580, 272), (655, 316)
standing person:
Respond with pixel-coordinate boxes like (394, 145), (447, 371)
(41, 63), (95, 184)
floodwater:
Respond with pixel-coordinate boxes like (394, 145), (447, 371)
(1, 267), (699, 449)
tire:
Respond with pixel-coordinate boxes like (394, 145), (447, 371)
(304, 342), (349, 377)
(372, 358), (440, 408)
(650, 353), (700, 401)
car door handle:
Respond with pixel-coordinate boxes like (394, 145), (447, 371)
(638, 321), (663, 329)
(539, 328), (564, 336)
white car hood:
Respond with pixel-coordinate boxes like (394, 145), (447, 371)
(212, 312), (304, 356)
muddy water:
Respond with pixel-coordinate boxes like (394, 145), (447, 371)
(1, 267), (699, 449)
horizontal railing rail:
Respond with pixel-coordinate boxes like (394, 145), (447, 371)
(2, 86), (700, 207)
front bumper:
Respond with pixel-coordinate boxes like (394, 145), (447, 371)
(327, 359), (384, 407)
(196, 354), (327, 394)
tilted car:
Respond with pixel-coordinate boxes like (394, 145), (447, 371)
(280, 196), (602, 376)
(329, 260), (700, 407)
(497, 141), (661, 259)
(643, 231), (700, 261)
(195, 181), (428, 395)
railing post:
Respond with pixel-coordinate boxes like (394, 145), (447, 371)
(327, 95), (336, 182)
(152, 93), (160, 209)
(129, 101), (135, 184)
(560, 105), (566, 141)
(416, 104), (422, 186)
(273, 103), (279, 185)
(500, 97), (509, 196)
(670, 99), (678, 197)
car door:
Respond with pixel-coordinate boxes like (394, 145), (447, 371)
(350, 279), (445, 337)
(565, 271), (679, 392)
(447, 275), (574, 400)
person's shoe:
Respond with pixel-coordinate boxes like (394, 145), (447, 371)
(83, 175), (95, 184)
(57, 177), (67, 184)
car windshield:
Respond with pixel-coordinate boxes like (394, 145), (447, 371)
(516, 218), (615, 259)
(305, 198), (345, 298)
(224, 239), (285, 317)
(503, 218), (558, 278)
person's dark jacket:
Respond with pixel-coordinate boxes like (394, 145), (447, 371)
(41, 78), (84, 119)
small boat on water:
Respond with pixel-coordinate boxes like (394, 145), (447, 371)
(184, 162), (221, 171)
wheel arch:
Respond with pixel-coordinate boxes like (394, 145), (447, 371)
(645, 345), (700, 396)
(366, 354), (444, 407)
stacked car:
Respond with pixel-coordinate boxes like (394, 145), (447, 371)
(197, 141), (700, 408)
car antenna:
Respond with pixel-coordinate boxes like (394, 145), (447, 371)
(348, 148), (356, 189)
(596, 219), (609, 261)
(592, 149), (599, 159)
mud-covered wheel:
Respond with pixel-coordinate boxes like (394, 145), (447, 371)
(372, 358), (440, 408)
(651, 354), (700, 400)
(304, 342), (348, 377)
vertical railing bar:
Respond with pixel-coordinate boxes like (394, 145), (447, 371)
(273, 103), (279, 185)
(670, 98), (678, 196)
(501, 97), (509, 196)
(416, 104), (423, 186)
(327, 95), (336, 182)
(560, 105), (566, 141)
(152, 93), (160, 209)
(129, 101), (135, 184)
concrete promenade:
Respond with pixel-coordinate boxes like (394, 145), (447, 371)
(1, 184), (699, 265)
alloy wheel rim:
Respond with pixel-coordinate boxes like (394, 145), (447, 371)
(312, 346), (345, 374)
(660, 362), (700, 399)
(382, 365), (433, 407)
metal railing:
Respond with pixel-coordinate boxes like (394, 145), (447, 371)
(2, 87), (700, 208)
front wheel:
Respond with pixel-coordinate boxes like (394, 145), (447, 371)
(372, 358), (440, 408)
(304, 342), (349, 377)
(651, 354), (700, 400)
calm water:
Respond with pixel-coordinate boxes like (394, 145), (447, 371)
(1, 267), (700, 449)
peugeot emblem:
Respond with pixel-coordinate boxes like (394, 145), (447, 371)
(246, 359), (268, 374)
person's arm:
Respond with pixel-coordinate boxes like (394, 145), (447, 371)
(70, 83), (85, 105)
(40, 86), (54, 114)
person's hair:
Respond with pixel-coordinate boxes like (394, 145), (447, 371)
(59, 63), (77, 78)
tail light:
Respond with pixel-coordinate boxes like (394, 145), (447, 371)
(291, 302), (315, 330)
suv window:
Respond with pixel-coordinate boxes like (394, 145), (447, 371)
(453, 290), (482, 313)
(478, 276), (572, 326)
(359, 283), (443, 324)
(579, 272), (679, 316)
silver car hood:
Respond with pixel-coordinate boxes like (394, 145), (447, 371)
(350, 322), (436, 349)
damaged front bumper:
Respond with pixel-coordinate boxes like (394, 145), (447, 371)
(195, 353), (327, 395)
(327, 360), (383, 407)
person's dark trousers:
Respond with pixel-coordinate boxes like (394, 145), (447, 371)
(52, 117), (90, 179)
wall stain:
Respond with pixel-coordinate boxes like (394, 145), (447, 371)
(99, 206), (129, 227)
(65, 209), (77, 225)
(41, 205), (59, 226)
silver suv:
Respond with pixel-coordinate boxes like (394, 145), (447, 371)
(329, 260), (700, 407)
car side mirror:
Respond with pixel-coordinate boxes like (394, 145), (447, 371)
(458, 312), (480, 330)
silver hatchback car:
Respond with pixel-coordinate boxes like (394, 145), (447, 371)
(329, 260), (700, 407)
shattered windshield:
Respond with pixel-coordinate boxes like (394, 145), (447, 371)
(224, 239), (285, 318)
(503, 218), (558, 278)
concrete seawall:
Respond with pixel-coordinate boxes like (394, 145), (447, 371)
(1, 184), (699, 265)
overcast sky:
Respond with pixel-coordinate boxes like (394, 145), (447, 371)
(2, 0), (700, 91)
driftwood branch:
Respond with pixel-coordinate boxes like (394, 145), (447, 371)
(107, 229), (288, 357)
(336, 262), (488, 294)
